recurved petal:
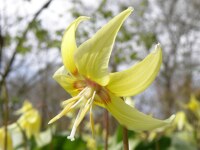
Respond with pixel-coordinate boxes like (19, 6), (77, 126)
(15, 101), (33, 115)
(74, 8), (133, 86)
(107, 44), (162, 97)
(53, 66), (79, 96)
(61, 16), (89, 75)
(106, 94), (175, 131)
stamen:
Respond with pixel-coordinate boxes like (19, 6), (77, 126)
(90, 106), (95, 137)
(61, 87), (88, 106)
(70, 96), (85, 110)
(61, 96), (80, 107)
(48, 102), (75, 124)
(76, 91), (96, 126)
(91, 91), (96, 104)
(67, 90), (96, 141)
(49, 87), (90, 125)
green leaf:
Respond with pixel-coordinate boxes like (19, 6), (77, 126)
(135, 136), (171, 150)
(16, 44), (32, 54)
(35, 29), (49, 41)
(36, 134), (87, 150)
(130, 52), (137, 60)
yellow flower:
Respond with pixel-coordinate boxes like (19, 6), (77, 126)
(187, 95), (200, 118)
(86, 138), (97, 150)
(16, 101), (41, 138)
(49, 7), (175, 141)
(172, 111), (193, 131)
(15, 100), (33, 115)
(0, 127), (13, 150)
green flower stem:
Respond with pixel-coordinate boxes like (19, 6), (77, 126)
(123, 127), (129, 150)
(104, 109), (109, 150)
(17, 123), (28, 150)
(2, 82), (9, 150)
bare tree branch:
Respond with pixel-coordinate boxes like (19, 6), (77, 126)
(0, 0), (53, 89)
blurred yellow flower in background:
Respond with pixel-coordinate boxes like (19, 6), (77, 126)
(49, 7), (175, 141)
(16, 101), (41, 139)
(86, 138), (97, 150)
(171, 111), (193, 131)
(0, 127), (13, 150)
(187, 95), (200, 118)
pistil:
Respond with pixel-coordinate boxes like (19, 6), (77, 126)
(67, 88), (96, 141)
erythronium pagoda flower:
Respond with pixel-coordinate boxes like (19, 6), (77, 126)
(16, 101), (41, 138)
(49, 7), (175, 141)
(186, 95), (200, 118)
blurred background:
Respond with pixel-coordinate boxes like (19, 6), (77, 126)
(0, 0), (200, 149)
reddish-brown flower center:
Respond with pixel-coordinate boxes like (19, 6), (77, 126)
(73, 78), (111, 104)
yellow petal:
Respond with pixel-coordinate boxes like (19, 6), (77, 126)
(74, 7), (133, 86)
(17, 109), (41, 138)
(107, 44), (162, 97)
(15, 100), (33, 115)
(26, 114), (41, 138)
(61, 16), (89, 74)
(106, 94), (175, 131)
(53, 66), (80, 96)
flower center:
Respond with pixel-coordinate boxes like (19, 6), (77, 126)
(73, 78), (111, 104)
(85, 78), (101, 90)
(86, 79), (111, 104)
(61, 79), (110, 141)
(49, 79), (111, 141)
